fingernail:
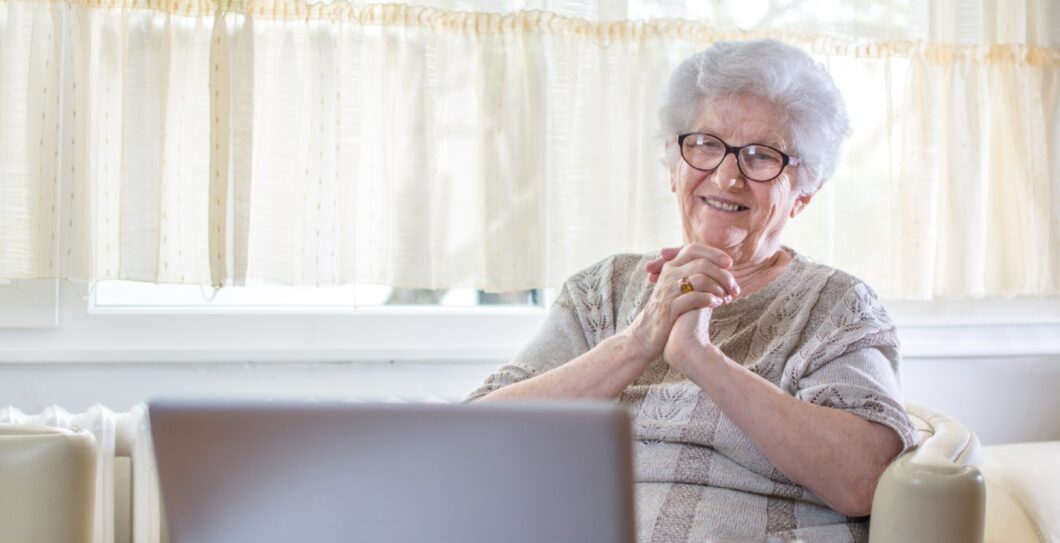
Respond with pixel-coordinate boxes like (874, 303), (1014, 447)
(725, 296), (732, 303)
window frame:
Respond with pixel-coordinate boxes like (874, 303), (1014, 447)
(0, 280), (552, 363)
(0, 280), (1058, 363)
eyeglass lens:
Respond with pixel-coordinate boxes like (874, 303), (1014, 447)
(681, 134), (786, 181)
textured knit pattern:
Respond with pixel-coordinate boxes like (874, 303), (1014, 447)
(467, 249), (918, 543)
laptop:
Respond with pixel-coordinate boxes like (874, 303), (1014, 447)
(149, 400), (636, 543)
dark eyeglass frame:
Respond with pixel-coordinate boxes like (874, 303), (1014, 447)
(677, 132), (801, 183)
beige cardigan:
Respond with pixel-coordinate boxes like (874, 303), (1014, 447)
(468, 250), (918, 543)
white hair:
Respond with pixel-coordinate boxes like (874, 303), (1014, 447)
(659, 39), (850, 192)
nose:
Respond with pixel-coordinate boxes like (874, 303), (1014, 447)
(712, 152), (744, 190)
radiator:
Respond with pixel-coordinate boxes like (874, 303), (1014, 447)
(0, 404), (165, 543)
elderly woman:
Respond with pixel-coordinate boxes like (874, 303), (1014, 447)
(467, 39), (917, 542)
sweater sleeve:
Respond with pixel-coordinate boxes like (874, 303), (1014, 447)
(794, 347), (919, 452)
(790, 282), (919, 452)
(464, 280), (591, 401)
(464, 254), (639, 401)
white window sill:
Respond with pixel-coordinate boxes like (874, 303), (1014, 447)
(1, 294), (548, 364)
(0, 281), (1058, 363)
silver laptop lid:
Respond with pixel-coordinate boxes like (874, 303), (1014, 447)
(149, 400), (635, 543)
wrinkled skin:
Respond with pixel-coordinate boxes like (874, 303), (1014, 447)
(649, 94), (814, 368)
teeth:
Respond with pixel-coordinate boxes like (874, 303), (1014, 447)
(704, 197), (742, 212)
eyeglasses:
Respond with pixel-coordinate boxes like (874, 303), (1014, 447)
(677, 132), (800, 182)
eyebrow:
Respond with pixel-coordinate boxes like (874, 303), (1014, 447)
(692, 130), (789, 152)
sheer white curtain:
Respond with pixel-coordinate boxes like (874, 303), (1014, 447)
(1, 0), (1057, 297)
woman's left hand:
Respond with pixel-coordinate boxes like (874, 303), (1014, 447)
(647, 245), (734, 376)
(663, 307), (717, 377)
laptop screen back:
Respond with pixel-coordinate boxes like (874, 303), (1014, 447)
(149, 400), (635, 543)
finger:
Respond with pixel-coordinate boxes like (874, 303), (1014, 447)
(689, 263), (737, 297)
(670, 292), (723, 317)
(684, 274), (733, 302)
(646, 246), (681, 274)
(646, 258), (664, 276)
(666, 244), (732, 269)
(672, 259), (740, 297)
(660, 246), (682, 260)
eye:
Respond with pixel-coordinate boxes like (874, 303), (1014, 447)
(687, 135), (724, 155)
(744, 145), (783, 166)
(696, 137), (723, 150)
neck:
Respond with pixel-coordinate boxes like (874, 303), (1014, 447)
(729, 247), (791, 298)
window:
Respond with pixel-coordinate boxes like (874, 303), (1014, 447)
(93, 281), (545, 310)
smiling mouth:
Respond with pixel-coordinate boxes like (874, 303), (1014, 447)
(701, 196), (748, 212)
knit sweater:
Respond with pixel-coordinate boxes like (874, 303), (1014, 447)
(467, 249), (919, 543)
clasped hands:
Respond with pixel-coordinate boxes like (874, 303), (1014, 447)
(626, 244), (739, 377)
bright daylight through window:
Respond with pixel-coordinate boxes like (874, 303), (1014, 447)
(93, 282), (544, 309)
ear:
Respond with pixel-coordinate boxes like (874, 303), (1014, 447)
(666, 140), (678, 193)
(790, 190), (814, 218)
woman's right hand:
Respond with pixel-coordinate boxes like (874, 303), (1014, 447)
(622, 244), (740, 361)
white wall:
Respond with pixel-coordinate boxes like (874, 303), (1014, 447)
(901, 355), (1060, 445)
(0, 360), (495, 409)
(2, 355), (1059, 446)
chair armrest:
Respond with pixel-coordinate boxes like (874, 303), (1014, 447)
(868, 404), (986, 543)
(0, 424), (98, 543)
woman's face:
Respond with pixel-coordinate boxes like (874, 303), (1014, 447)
(670, 94), (813, 265)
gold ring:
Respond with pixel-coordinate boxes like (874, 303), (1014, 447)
(679, 277), (694, 294)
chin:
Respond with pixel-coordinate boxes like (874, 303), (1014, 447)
(686, 219), (742, 244)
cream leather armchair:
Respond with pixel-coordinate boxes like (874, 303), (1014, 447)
(979, 440), (1060, 543)
(0, 424), (97, 543)
(871, 404), (1059, 543)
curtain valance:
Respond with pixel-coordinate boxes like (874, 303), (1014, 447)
(1, 0), (1057, 297)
